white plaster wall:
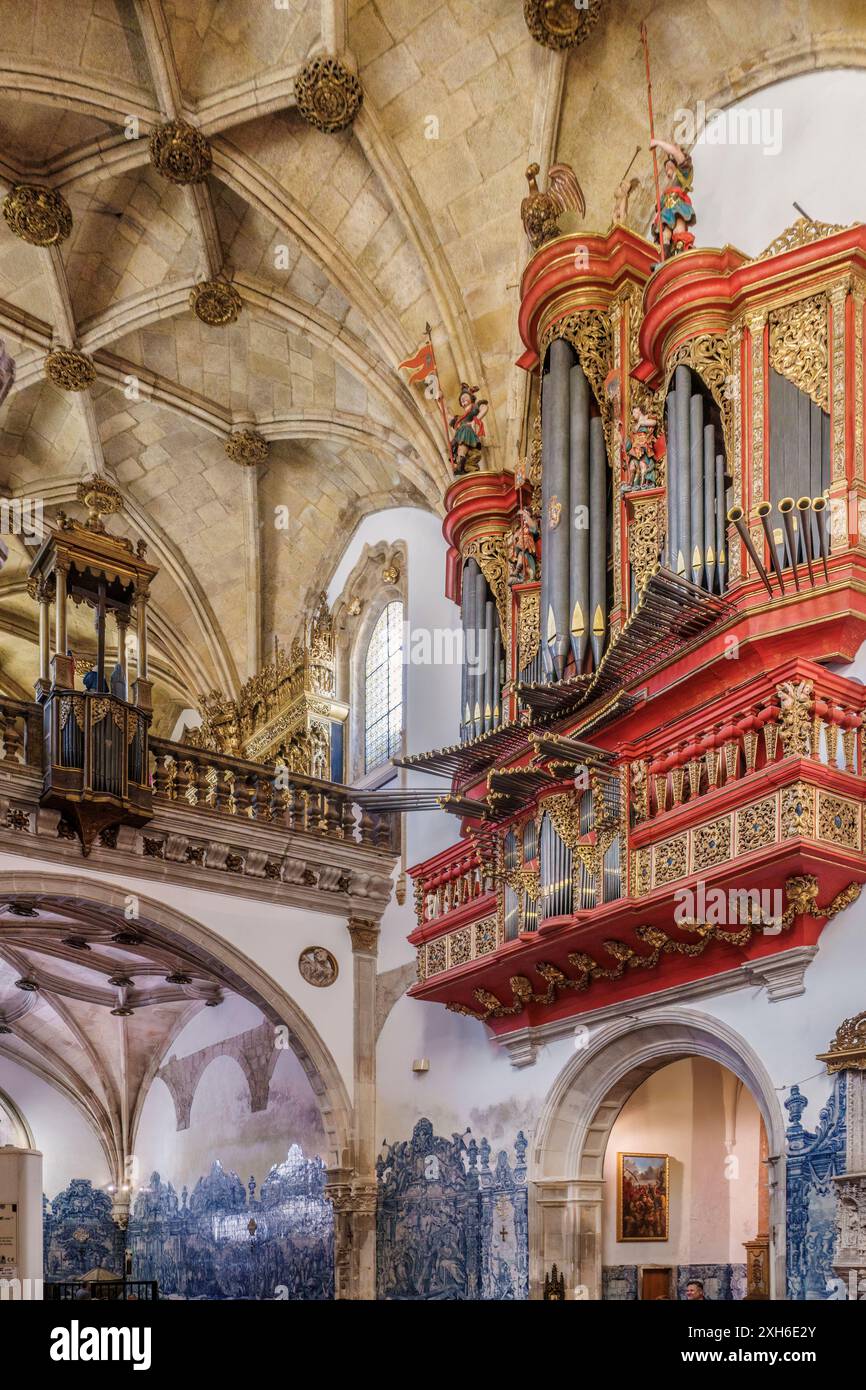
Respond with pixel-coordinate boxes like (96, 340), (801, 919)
(0, 1053), (108, 1197)
(134, 994), (328, 1193)
(602, 1058), (761, 1267)
(693, 70), (866, 257)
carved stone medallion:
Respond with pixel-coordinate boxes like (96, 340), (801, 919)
(295, 57), (363, 133)
(2, 184), (72, 246)
(189, 278), (242, 326)
(44, 348), (96, 392)
(298, 945), (339, 988)
(523, 0), (603, 50)
(149, 120), (212, 184)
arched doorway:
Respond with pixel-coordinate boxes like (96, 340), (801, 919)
(530, 1008), (786, 1300)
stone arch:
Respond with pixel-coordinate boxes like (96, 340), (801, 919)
(158, 1020), (280, 1132)
(0, 1085), (35, 1147)
(530, 1007), (786, 1300)
(0, 870), (353, 1173)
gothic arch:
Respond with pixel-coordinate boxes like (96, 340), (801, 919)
(0, 1085), (35, 1148)
(0, 871), (353, 1174)
(529, 1007), (786, 1300)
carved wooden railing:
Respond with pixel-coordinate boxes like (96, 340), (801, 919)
(149, 737), (398, 850)
(0, 696), (42, 769)
(630, 677), (865, 825)
(411, 840), (495, 927)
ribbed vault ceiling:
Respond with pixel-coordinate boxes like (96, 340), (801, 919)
(0, 0), (862, 730)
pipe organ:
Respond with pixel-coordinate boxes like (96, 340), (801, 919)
(407, 217), (866, 1043)
(665, 364), (729, 592)
(540, 340), (609, 679)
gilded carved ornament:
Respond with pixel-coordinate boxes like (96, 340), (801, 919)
(225, 430), (269, 466)
(818, 1009), (866, 1073)
(768, 294), (829, 411)
(295, 57), (363, 134)
(518, 589), (540, 670)
(523, 0), (603, 50)
(45, 347), (96, 392)
(462, 534), (509, 641)
(540, 312), (614, 451)
(149, 121), (212, 184)
(628, 494), (666, 590)
(752, 218), (850, 263)
(664, 333), (734, 461)
(189, 278), (242, 327)
(447, 875), (860, 1021)
(3, 184), (72, 246)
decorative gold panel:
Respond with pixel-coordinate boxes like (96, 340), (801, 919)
(818, 793), (861, 849)
(653, 835), (688, 886)
(768, 295), (829, 411)
(448, 928), (472, 968)
(693, 816), (732, 871)
(781, 782), (815, 837)
(736, 798), (777, 853)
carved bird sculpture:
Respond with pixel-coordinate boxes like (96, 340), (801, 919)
(521, 162), (586, 250)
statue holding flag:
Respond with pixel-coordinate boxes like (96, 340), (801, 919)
(398, 327), (488, 476)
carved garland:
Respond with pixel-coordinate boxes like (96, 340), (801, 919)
(447, 875), (860, 1020)
(768, 294), (829, 412)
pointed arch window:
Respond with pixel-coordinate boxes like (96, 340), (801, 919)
(364, 601), (404, 772)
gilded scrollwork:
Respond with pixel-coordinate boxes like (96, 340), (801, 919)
(628, 494), (665, 590)
(692, 816), (732, 871)
(777, 679), (814, 756)
(818, 792), (861, 849)
(665, 333), (735, 462)
(768, 294), (829, 411)
(518, 588), (540, 671)
(781, 782), (815, 837)
(653, 834), (688, 886)
(736, 797), (777, 852)
(463, 534), (510, 645)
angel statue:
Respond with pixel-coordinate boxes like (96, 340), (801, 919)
(650, 138), (696, 255)
(521, 162), (586, 250)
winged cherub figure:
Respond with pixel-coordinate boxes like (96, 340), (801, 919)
(521, 162), (586, 250)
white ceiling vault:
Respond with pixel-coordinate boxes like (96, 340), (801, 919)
(0, 0), (862, 731)
(0, 891), (266, 1193)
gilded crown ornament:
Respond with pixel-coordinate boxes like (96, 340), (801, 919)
(523, 0), (604, 50)
(149, 120), (212, 184)
(77, 474), (123, 532)
(2, 183), (72, 246)
(44, 347), (96, 392)
(295, 56), (363, 134)
(189, 277), (242, 326)
(225, 429), (269, 466)
(521, 163), (586, 250)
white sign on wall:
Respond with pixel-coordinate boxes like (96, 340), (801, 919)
(0, 1203), (18, 1271)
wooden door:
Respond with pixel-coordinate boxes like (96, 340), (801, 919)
(641, 1267), (672, 1300)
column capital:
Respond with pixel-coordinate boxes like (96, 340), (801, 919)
(347, 917), (380, 955)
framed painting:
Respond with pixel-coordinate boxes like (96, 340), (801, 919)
(617, 1153), (669, 1242)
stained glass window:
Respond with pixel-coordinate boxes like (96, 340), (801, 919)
(364, 601), (404, 772)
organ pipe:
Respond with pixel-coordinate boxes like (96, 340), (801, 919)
(666, 386), (680, 572)
(714, 453), (726, 593)
(674, 365), (691, 578)
(569, 363), (590, 669)
(474, 564), (487, 736)
(543, 339), (573, 679)
(689, 391), (704, 586)
(589, 415), (607, 669)
(539, 812), (573, 920)
(703, 423), (716, 589)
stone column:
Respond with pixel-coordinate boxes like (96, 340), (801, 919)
(330, 917), (380, 1300)
(818, 1011), (866, 1298)
(532, 1178), (602, 1299)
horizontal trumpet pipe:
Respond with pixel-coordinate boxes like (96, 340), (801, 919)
(796, 496), (816, 586)
(727, 506), (773, 597)
(778, 497), (800, 592)
(756, 501), (785, 595)
(812, 496), (831, 582)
